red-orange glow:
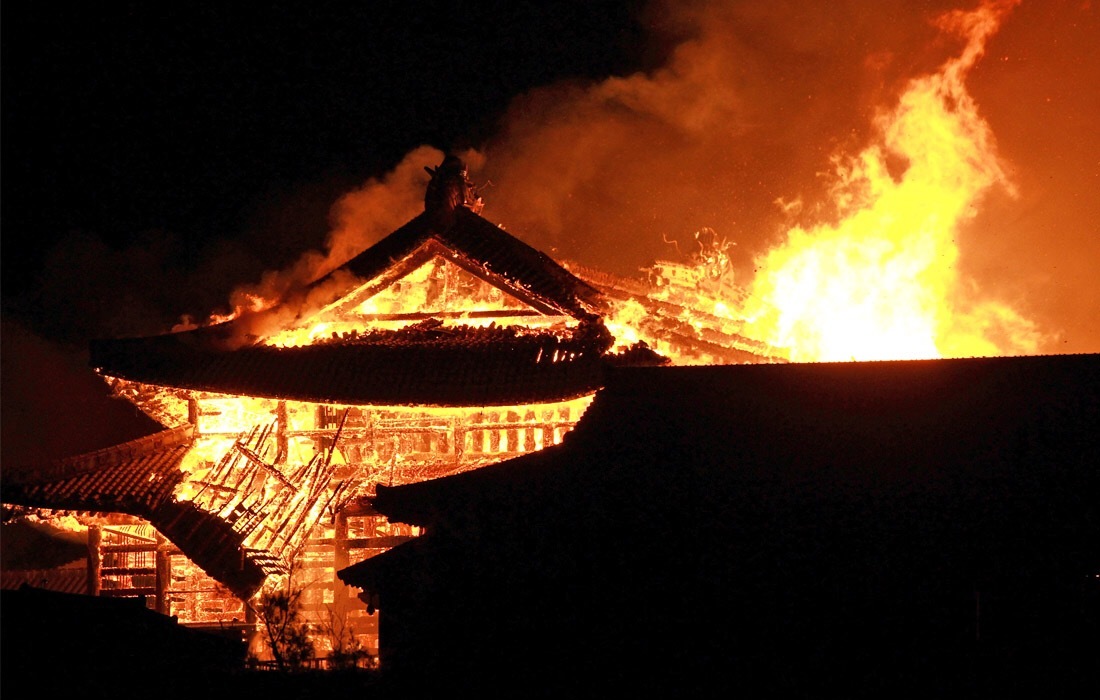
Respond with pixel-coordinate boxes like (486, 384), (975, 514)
(739, 0), (1045, 362)
(263, 253), (563, 348)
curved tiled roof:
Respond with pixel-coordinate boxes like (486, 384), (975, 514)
(348, 352), (1100, 536)
(90, 320), (613, 407)
(340, 208), (607, 318)
(2, 428), (273, 599)
(2, 427), (194, 513)
(89, 203), (616, 406)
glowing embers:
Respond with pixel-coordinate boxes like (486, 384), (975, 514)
(303, 396), (594, 484)
(170, 392), (593, 593)
(245, 513), (420, 666)
(192, 394), (281, 436)
(165, 551), (248, 624)
(90, 520), (246, 624)
(596, 255), (787, 366)
(353, 256), (530, 318)
(265, 254), (563, 348)
(103, 378), (191, 429)
(95, 524), (159, 601)
(176, 416), (352, 572)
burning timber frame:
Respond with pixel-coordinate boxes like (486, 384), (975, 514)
(2, 157), (615, 657)
(2, 155), (785, 661)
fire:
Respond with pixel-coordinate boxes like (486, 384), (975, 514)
(576, 225), (788, 366)
(93, 224), (604, 655)
(263, 254), (553, 348)
(161, 390), (595, 563)
(740, 0), (1044, 363)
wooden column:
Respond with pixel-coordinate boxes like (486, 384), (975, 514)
(333, 511), (350, 616)
(86, 525), (102, 596)
(155, 533), (171, 615)
(188, 397), (201, 433)
(276, 401), (289, 465)
(453, 415), (464, 467)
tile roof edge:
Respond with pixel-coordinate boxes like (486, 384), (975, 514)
(4, 426), (195, 487)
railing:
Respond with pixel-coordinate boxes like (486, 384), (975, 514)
(245, 654), (378, 672)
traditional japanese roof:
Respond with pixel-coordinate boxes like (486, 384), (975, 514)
(340, 207), (607, 319)
(2, 426), (194, 510)
(0, 520), (88, 572)
(90, 318), (613, 407)
(2, 426), (272, 598)
(358, 353), (1100, 527)
(89, 201), (616, 406)
(336, 353), (1100, 695)
(1, 567), (88, 595)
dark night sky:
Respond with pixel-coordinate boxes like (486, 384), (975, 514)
(3, 1), (648, 326)
(1, 1), (650, 463)
(4, 2), (647, 251)
(2, 0), (1099, 464)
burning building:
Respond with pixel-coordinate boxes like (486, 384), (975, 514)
(336, 353), (1100, 696)
(0, 156), (784, 662)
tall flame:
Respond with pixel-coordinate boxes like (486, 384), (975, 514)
(742, 0), (1045, 363)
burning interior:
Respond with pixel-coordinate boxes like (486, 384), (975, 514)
(1, 157), (784, 663)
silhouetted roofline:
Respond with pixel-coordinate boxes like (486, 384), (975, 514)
(90, 320), (613, 407)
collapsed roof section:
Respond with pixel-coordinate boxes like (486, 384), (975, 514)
(1, 427), (272, 598)
(57, 161), (621, 599)
(571, 261), (788, 365)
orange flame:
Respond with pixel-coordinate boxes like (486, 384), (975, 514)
(741, 0), (1045, 363)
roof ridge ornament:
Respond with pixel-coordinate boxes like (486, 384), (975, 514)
(424, 154), (484, 224)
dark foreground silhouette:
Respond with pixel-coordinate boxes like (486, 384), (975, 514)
(5, 355), (1099, 698)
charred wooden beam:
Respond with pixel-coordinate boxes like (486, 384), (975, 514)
(276, 401), (289, 465)
(87, 525), (102, 596)
(100, 543), (176, 554)
(98, 588), (157, 598)
(345, 535), (416, 549)
(100, 566), (157, 577)
(235, 439), (296, 490)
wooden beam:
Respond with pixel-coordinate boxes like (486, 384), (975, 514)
(98, 588), (157, 598)
(345, 535), (416, 549)
(100, 567), (158, 577)
(87, 525), (101, 597)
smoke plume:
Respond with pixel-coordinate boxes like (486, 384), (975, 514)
(13, 0), (1100, 355)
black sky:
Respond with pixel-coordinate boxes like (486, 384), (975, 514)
(3, 1), (648, 301)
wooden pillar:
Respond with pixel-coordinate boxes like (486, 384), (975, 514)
(470, 410), (484, 454)
(87, 525), (102, 596)
(488, 411), (500, 453)
(155, 533), (171, 615)
(188, 397), (201, 433)
(453, 415), (464, 466)
(333, 512), (350, 616)
(524, 410), (537, 452)
(276, 401), (289, 465)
